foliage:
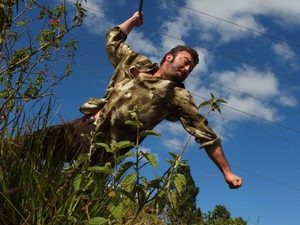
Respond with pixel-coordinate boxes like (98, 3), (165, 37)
(166, 163), (202, 224)
(200, 205), (247, 225)
(0, 0), (86, 134)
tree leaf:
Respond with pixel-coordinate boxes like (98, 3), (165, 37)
(198, 100), (211, 109)
(125, 120), (141, 128)
(140, 130), (161, 137)
(168, 152), (178, 160)
(73, 174), (82, 192)
(215, 98), (227, 104)
(88, 166), (112, 174)
(94, 142), (111, 152)
(123, 174), (137, 192)
(142, 152), (158, 168)
(116, 140), (134, 150)
(109, 202), (123, 224)
(174, 173), (186, 195)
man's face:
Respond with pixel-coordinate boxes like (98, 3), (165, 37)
(162, 50), (195, 83)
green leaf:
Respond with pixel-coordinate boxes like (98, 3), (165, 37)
(142, 152), (158, 168)
(174, 173), (186, 195)
(17, 20), (25, 26)
(125, 120), (141, 128)
(147, 177), (162, 189)
(216, 98), (227, 104)
(88, 166), (112, 174)
(83, 179), (94, 191)
(168, 152), (178, 160)
(65, 63), (71, 76)
(87, 217), (107, 225)
(198, 100), (211, 109)
(140, 130), (161, 137)
(116, 140), (134, 150)
(73, 174), (82, 192)
(94, 142), (111, 153)
(109, 203), (123, 224)
(167, 190), (178, 209)
(123, 174), (137, 191)
(75, 154), (89, 166)
(165, 159), (175, 167)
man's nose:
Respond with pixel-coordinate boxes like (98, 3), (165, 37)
(184, 65), (191, 73)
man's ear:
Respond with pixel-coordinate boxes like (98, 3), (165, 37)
(166, 53), (173, 62)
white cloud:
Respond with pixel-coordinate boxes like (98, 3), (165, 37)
(215, 66), (279, 98)
(211, 66), (282, 121)
(163, 0), (300, 43)
(127, 30), (159, 57)
(79, 0), (113, 35)
(223, 95), (279, 122)
(277, 92), (298, 107)
(272, 42), (298, 65)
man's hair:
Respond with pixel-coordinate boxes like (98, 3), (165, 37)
(160, 45), (199, 66)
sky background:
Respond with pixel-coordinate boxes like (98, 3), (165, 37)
(50, 0), (300, 224)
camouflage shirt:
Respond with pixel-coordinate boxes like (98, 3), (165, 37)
(80, 27), (220, 149)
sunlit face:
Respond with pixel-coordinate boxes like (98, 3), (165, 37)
(162, 51), (195, 83)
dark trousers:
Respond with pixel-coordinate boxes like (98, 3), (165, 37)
(26, 116), (96, 164)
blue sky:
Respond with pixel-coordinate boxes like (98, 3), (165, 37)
(52, 0), (300, 224)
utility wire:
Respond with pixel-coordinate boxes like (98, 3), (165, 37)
(166, 0), (300, 48)
(192, 92), (300, 135)
(209, 113), (300, 147)
(209, 82), (300, 116)
(159, 136), (300, 193)
(233, 165), (300, 192)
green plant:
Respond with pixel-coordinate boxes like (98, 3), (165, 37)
(0, 0), (86, 224)
(0, 0), (86, 134)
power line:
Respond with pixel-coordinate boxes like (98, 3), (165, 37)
(209, 113), (300, 147)
(156, 136), (300, 193)
(167, 0), (300, 48)
(233, 165), (300, 192)
(192, 92), (300, 135)
(209, 82), (300, 117)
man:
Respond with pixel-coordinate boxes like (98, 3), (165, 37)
(77, 11), (242, 189)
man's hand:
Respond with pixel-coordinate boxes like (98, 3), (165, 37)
(132, 11), (143, 27)
(205, 144), (242, 189)
(224, 171), (242, 189)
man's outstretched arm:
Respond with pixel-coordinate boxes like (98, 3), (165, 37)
(205, 144), (242, 189)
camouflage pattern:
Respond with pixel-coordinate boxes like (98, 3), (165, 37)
(80, 27), (220, 150)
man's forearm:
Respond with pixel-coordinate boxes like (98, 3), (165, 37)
(205, 144), (232, 175)
(205, 144), (242, 189)
(119, 11), (143, 34)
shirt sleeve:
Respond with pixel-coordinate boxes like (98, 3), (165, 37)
(106, 26), (131, 68)
(174, 87), (221, 149)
